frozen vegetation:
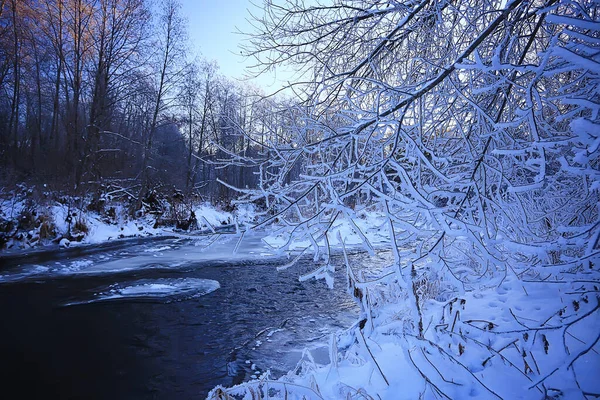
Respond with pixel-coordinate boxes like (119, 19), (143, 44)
(1, 0), (599, 399)
(207, 0), (600, 399)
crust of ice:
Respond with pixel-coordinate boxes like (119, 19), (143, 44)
(64, 278), (220, 306)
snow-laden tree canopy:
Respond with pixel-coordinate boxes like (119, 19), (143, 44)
(217, 0), (600, 398)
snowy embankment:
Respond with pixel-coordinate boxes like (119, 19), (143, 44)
(257, 277), (599, 400)
(210, 209), (600, 399)
(0, 189), (251, 252)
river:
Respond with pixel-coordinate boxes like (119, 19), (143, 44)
(0, 234), (387, 399)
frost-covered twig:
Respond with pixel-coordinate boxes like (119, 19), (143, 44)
(357, 329), (389, 386)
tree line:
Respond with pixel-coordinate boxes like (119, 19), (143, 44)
(0, 0), (294, 204)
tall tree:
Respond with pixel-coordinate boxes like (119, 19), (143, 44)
(179, 60), (222, 193)
(78, 0), (149, 185)
(62, 0), (94, 185)
(137, 0), (186, 210)
(5, 0), (22, 162)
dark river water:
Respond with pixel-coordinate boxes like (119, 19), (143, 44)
(0, 236), (371, 399)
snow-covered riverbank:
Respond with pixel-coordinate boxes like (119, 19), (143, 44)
(0, 188), (253, 252)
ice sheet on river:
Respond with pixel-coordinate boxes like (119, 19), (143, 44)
(63, 277), (220, 306)
(74, 234), (276, 275)
(0, 233), (277, 282)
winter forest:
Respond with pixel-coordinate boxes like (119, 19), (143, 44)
(0, 0), (599, 399)
(0, 0), (296, 203)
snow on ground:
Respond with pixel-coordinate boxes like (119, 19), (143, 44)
(194, 202), (257, 228)
(210, 267), (600, 399)
(77, 201), (247, 245)
(264, 276), (599, 399)
(0, 195), (26, 221)
(50, 203), (162, 246)
(194, 203), (235, 229)
(0, 196), (247, 251)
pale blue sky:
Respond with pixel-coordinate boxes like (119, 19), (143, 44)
(180, 0), (287, 91)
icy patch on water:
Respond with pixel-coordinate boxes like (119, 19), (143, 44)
(0, 265), (50, 284)
(63, 278), (220, 306)
(143, 246), (172, 253)
(262, 208), (391, 252)
(65, 259), (93, 272)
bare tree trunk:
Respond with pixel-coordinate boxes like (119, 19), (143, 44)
(8, 0), (21, 166)
(67, 0), (87, 188)
(31, 37), (43, 172)
(190, 77), (211, 192)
